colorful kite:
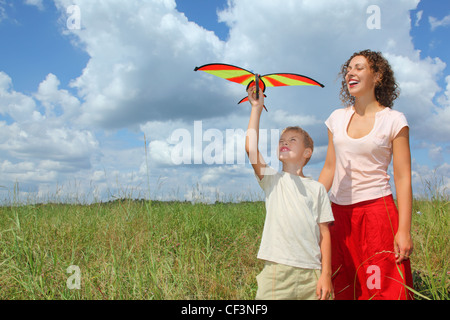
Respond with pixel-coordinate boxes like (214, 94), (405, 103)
(194, 63), (324, 111)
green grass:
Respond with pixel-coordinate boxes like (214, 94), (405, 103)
(411, 183), (449, 300)
(0, 186), (448, 300)
(0, 200), (265, 299)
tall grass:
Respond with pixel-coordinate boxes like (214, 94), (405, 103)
(411, 176), (449, 300)
(0, 199), (265, 299)
(0, 179), (448, 300)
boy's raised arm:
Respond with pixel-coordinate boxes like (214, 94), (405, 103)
(245, 86), (267, 180)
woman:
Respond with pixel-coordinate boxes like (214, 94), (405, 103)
(319, 50), (414, 300)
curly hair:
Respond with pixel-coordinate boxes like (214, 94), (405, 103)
(339, 49), (400, 108)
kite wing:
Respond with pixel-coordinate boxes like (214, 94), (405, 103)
(194, 63), (324, 90)
(260, 73), (324, 88)
(194, 63), (266, 108)
(194, 63), (256, 87)
(194, 63), (324, 112)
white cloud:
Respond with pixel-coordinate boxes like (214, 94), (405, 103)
(0, 72), (99, 202)
(53, 0), (228, 130)
(24, 0), (44, 11)
(431, 75), (450, 139)
(412, 160), (450, 199)
(1, 121), (98, 169)
(1, 0), (449, 202)
(428, 145), (443, 164)
(384, 53), (449, 141)
(0, 1), (7, 23)
(0, 72), (40, 122)
(415, 10), (423, 27)
(35, 73), (81, 121)
(429, 14), (450, 31)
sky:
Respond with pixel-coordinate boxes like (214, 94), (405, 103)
(0, 0), (449, 204)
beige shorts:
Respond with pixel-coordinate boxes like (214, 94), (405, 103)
(255, 261), (320, 300)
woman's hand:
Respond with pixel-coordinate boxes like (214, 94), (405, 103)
(394, 230), (413, 264)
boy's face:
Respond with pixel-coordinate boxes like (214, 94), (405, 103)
(278, 130), (311, 165)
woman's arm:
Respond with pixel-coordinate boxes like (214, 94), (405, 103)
(318, 129), (336, 192)
(392, 126), (413, 264)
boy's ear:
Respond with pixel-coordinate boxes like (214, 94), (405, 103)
(303, 148), (313, 159)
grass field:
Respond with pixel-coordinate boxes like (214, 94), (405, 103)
(0, 185), (448, 300)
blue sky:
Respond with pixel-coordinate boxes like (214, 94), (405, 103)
(0, 0), (449, 203)
(410, 1), (450, 85)
(0, 1), (87, 94)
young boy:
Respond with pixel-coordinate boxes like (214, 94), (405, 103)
(245, 86), (334, 300)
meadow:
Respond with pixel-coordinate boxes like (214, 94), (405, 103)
(0, 184), (448, 300)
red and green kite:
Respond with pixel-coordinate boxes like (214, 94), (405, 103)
(194, 63), (324, 111)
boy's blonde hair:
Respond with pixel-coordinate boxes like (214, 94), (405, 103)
(281, 126), (314, 165)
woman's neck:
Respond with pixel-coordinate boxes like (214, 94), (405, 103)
(354, 96), (383, 116)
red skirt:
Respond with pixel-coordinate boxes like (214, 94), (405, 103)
(330, 195), (414, 300)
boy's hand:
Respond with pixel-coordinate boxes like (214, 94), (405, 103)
(316, 273), (334, 300)
(247, 85), (264, 108)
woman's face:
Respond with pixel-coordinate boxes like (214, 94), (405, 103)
(345, 55), (379, 98)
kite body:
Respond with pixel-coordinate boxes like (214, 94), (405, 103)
(194, 63), (324, 111)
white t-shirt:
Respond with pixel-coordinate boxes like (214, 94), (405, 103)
(325, 106), (409, 205)
(256, 166), (334, 270)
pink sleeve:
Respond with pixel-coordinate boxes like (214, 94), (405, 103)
(392, 112), (409, 139)
(325, 109), (339, 134)
(325, 117), (332, 132)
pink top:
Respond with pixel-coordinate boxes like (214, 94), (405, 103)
(325, 107), (409, 205)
